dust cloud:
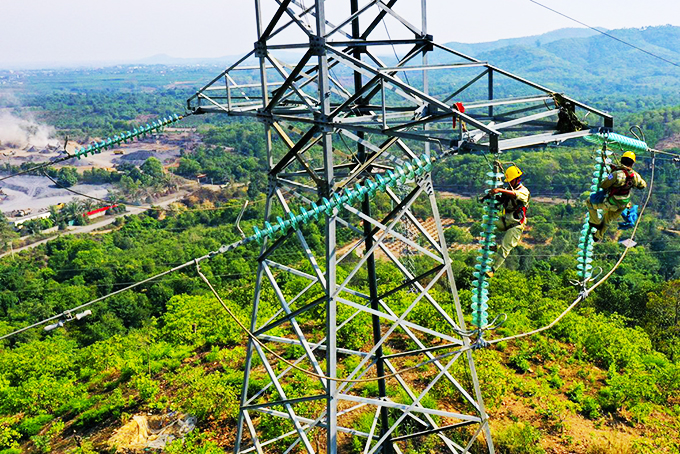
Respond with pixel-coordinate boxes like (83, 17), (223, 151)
(0, 112), (58, 148)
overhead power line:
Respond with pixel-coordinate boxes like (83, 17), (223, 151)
(0, 155), (76, 183)
(526, 0), (680, 69)
(0, 113), (187, 184)
(0, 258), (198, 341)
(41, 171), (110, 205)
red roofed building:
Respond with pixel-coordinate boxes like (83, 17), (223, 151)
(83, 205), (117, 220)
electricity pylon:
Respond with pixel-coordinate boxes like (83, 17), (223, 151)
(188, 1), (611, 452)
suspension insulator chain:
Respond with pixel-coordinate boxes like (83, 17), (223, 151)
(73, 113), (186, 160)
(576, 144), (612, 281)
(585, 131), (648, 154)
(470, 162), (504, 329)
(251, 154), (434, 243)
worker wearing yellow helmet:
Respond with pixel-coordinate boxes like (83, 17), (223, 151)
(586, 150), (647, 241)
(486, 165), (531, 277)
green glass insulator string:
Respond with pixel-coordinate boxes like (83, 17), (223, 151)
(578, 132), (650, 282)
(249, 153), (434, 244)
(584, 131), (648, 153)
(575, 147), (612, 281)
(72, 114), (185, 160)
(470, 164), (504, 328)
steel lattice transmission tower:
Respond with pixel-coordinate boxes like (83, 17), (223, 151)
(188, 1), (611, 452)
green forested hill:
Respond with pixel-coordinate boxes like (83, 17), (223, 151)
(443, 27), (601, 56)
(454, 25), (680, 110)
(2, 183), (680, 453)
(3, 25), (680, 454)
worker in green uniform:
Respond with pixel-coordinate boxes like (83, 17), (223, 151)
(487, 165), (531, 277)
(586, 151), (647, 241)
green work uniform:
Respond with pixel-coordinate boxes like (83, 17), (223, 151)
(493, 184), (530, 271)
(586, 166), (647, 240)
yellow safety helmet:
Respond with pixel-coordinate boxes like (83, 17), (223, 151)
(504, 165), (523, 183)
(622, 151), (636, 163)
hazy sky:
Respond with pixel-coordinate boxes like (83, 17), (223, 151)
(3, 0), (680, 67)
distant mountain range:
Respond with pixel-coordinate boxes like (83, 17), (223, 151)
(440, 25), (680, 109)
(135, 25), (680, 114)
(144, 25), (678, 109)
(5, 25), (679, 111)
(137, 27), (606, 66)
(443, 27), (603, 55)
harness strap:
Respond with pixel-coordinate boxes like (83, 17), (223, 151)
(608, 168), (635, 197)
(517, 206), (527, 224)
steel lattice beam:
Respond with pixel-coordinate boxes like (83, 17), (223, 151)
(189, 1), (613, 453)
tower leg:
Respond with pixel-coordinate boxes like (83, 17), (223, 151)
(427, 176), (495, 454)
(234, 188), (274, 454)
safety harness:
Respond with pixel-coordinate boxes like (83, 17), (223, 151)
(498, 186), (529, 226)
(516, 205), (528, 224)
(608, 168), (635, 197)
(607, 167), (635, 205)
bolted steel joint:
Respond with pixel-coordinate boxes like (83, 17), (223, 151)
(418, 176), (434, 196)
(421, 33), (434, 52)
(256, 109), (274, 126)
(254, 40), (268, 58)
(266, 174), (278, 194)
(309, 35), (326, 56)
(314, 112), (333, 132)
(316, 180), (331, 199)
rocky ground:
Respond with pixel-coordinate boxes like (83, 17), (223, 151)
(0, 175), (112, 217)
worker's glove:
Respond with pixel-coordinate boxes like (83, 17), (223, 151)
(480, 191), (503, 206)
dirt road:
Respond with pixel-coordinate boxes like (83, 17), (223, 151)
(0, 192), (188, 259)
